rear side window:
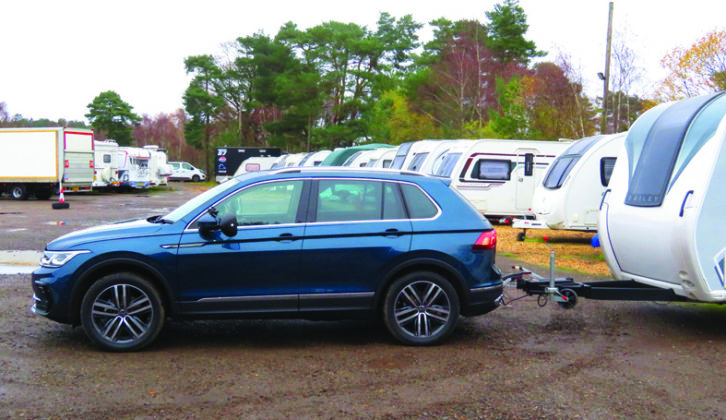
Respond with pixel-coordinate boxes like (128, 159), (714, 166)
(401, 184), (438, 219)
(315, 180), (406, 222)
(474, 159), (511, 181)
(600, 157), (616, 186)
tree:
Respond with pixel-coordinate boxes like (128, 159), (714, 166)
(85, 91), (141, 145)
(184, 55), (224, 174)
(367, 90), (439, 143)
(485, 0), (545, 65)
(658, 29), (726, 100)
(0, 102), (10, 125)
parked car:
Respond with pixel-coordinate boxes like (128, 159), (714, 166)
(168, 161), (206, 182)
(31, 168), (502, 351)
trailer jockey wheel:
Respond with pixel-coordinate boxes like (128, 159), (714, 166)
(557, 288), (578, 309)
(516, 232), (526, 242)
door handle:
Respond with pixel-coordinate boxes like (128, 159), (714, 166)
(277, 233), (295, 242)
(383, 228), (402, 237)
(679, 190), (694, 217)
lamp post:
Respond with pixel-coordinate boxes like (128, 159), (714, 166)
(601, 2), (614, 134)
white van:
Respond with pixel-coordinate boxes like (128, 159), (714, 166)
(599, 92), (726, 303)
(512, 133), (626, 238)
(447, 139), (571, 219)
(169, 161), (206, 182)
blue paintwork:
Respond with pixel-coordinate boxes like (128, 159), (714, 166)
(32, 168), (502, 325)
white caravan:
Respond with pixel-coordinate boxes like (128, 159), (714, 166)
(116, 147), (151, 189)
(233, 156), (279, 175)
(93, 140), (120, 189)
(344, 147), (389, 167)
(299, 150), (332, 167)
(143, 145), (173, 186)
(599, 92), (726, 303)
(419, 140), (474, 175)
(447, 139), (571, 219)
(283, 152), (309, 168)
(368, 148), (397, 168)
(399, 140), (443, 172)
(512, 133), (626, 237)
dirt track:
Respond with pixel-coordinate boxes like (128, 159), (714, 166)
(1, 184), (725, 419)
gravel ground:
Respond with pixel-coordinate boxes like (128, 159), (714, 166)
(1, 184), (724, 419)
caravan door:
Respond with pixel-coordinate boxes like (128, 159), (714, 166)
(514, 149), (536, 211)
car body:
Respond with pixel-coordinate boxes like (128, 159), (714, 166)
(168, 161), (206, 182)
(31, 168), (502, 351)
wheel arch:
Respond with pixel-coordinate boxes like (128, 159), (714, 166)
(375, 257), (469, 317)
(70, 257), (175, 325)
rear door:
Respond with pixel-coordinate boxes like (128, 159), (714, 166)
(514, 149), (536, 211)
(298, 179), (412, 313)
(63, 131), (94, 187)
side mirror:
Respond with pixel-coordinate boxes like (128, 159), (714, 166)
(219, 213), (238, 237)
(197, 212), (238, 238)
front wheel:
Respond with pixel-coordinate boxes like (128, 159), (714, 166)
(191, 174), (200, 182)
(383, 271), (460, 346)
(80, 273), (165, 352)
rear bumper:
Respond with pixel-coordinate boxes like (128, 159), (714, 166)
(464, 283), (503, 316)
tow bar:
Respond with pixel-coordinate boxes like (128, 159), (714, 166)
(500, 236), (687, 309)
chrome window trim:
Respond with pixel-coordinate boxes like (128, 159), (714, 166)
(183, 177), (442, 233)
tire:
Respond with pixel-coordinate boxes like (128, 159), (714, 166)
(191, 175), (200, 182)
(10, 184), (28, 200)
(80, 273), (165, 352)
(383, 271), (460, 346)
(516, 232), (526, 242)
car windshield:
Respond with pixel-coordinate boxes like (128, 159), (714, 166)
(163, 178), (241, 222)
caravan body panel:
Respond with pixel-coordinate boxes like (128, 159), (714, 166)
(599, 92), (726, 302)
(449, 139), (571, 218)
(532, 133), (626, 231)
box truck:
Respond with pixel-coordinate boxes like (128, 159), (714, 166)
(0, 127), (94, 200)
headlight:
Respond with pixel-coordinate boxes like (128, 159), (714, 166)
(40, 250), (90, 268)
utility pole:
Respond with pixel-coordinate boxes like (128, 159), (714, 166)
(601, 2), (614, 134)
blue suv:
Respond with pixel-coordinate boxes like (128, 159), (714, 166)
(32, 168), (502, 351)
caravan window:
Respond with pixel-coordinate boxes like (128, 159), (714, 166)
(434, 153), (461, 177)
(474, 159), (511, 181)
(600, 157), (617, 186)
(103, 154), (112, 164)
(407, 153), (429, 171)
(543, 156), (578, 189)
(625, 93), (721, 207)
(390, 142), (413, 169)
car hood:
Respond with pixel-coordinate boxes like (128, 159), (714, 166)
(46, 218), (170, 250)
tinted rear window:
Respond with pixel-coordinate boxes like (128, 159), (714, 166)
(401, 184), (438, 219)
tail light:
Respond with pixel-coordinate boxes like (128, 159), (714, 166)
(89, 160), (94, 168)
(64, 160), (69, 168)
(473, 230), (497, 251)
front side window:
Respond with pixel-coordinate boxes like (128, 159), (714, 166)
(474, 159), (511, 181)
(213, 180), (304, 226)
(182, 163), (192, 170)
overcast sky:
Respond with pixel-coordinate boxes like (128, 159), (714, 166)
(2, 0), (724, 123)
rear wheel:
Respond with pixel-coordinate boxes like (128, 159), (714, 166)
(10, 184), (28, 200)
(383, 271), (459, 346)
(80, 273), (165, 352)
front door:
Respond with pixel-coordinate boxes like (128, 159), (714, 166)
(175, 179), (307, 314)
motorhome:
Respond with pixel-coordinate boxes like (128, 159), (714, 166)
(512, 133), (626, 239)
(0, 127), (94, 200)
(599, 92), (726, 303)
(447, 139), (571, 219)
(93, 140), (120, 189)
(143, 145), (173, 186)
(116, 147), (151, 189)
